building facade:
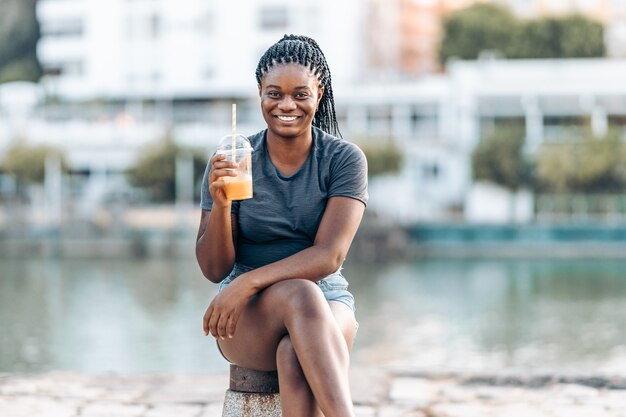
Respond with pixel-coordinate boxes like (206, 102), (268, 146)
(36, 0), (364, 100)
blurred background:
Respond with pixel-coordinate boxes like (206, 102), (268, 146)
(1, 0), (626, 375)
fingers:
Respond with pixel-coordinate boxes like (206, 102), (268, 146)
(209, 178), (228, 194)
(204, 305), (239, 340)
(226, 309), (239, 339)
(210, 154), (239, 181)
(210, 168), (238, 182)
(208, 308), (221, 339)
(205, 300), (232, 339)
(217, 313), (229, 340)
(203, 305), (213, 336)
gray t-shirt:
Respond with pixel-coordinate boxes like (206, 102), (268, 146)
(200, 127), (368, 269)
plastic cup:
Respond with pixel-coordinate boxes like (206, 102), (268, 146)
(216, 134), (253, 200)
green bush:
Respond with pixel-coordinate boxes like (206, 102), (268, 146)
(536, 130), (626, 193)
(125, 136), (207, 202)
(1, 140), (68, 184)
(360, 140), (403, 177)
(472, 123), (531, 191)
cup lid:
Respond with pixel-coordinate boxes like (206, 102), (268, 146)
(218, 134), (252, 151)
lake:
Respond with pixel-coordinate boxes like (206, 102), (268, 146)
(1, 257), (625, 374)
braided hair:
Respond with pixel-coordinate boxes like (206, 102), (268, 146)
(255, 34), (342, 138)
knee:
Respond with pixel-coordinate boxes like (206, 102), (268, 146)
(273, 279), (328, 321)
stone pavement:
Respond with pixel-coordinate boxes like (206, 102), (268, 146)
(1, 368), (626, 417)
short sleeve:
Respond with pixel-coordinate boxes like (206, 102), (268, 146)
(328, 143), (369, 206)
(199, 159), (239, 214)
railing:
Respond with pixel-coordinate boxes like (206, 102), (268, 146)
(535, 194), (626, 222)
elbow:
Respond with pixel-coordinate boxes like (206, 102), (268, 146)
(200, 265), (224, 284)
(196, 250), (228, 284)
(325, 246), (346, 275)
(198, 260), (228, 284)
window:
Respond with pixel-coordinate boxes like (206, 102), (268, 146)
(367, 105), (392, 135)
(126, 14), (161, 39)
(259, 7), (288, 30)
(411, 106), (438, 139)
(44, 60), (84, 77)
(149, 14), (161, 38)
(423, 163), (439, 180)
(416, 161), (440, 181)
(41, 19), (84, 38)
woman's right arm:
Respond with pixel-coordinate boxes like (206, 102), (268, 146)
(195, 154), (238, 283)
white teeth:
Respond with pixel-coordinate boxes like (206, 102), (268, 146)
(277, 116), (298, 122)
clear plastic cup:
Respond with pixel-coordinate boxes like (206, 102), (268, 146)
(216, 134), (253, 200)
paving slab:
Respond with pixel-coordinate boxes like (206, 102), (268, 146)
(350, 367), (389, 406)
(143, 404), (204, 417)
(0, 369), (624, 417)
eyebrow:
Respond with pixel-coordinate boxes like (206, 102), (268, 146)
(265, 84), (311, 90)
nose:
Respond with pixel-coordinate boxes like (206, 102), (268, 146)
(277, 95), (297, 111)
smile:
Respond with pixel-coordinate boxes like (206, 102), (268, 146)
(275, 115), (299, 122)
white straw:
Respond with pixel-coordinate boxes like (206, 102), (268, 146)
(231, 103), (237, 163)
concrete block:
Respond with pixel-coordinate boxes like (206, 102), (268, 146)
(221, 390), (281, 417)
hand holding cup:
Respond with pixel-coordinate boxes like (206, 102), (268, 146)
(211, 134), (253, 202)
(208, 153), (240, 206)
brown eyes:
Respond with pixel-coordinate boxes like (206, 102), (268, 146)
(266, 92), (310, 99)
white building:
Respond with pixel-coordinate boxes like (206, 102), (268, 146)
(36, 0), (364, 101)
(339, 58), (626, 223)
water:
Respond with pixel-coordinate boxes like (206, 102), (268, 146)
(1, 258), (626, 374)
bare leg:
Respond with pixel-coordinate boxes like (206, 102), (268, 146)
(277, 301), (357, 417)
(217, 280), (356, 417)
(277, 335), (322, 417)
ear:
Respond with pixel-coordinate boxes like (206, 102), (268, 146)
(258, 84), (262, 97)
(317, 86), (324, 107)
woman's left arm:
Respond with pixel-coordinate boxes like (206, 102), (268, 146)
(204, 196), (365, 339)
(249, 196), (366, 288)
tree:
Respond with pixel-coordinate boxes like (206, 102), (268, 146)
(536, 130), (626, 193)
(1, 140), (68, 184)
(360, 140), (403, 177)
(472, 123), (530, 191)
(126, 136), (208, 202)
(0, 0), (42, 84)
(440, 5), (605, 63)
(508, 18), (562, 59)
(440, 4), (519, 63)
(558, 15), (605, 58)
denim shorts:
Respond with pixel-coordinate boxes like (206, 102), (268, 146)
(218, 263), (356, 312)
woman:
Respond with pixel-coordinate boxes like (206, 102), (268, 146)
(196, 34), (368, 417)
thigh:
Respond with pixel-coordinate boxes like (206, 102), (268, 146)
(216, 281), (358, 371)
(329, 301), (358, 352)
(216, 279), (332, 371)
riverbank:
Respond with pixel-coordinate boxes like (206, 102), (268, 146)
(4, 216), (626, 260)
(1, 368), (625, 417)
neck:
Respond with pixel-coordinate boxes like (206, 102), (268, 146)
(266, 129), (313, 174)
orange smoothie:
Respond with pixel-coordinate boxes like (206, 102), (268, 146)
(224, 174), (253, 200)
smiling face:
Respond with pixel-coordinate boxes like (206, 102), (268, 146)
(258, 63), (324, 141)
